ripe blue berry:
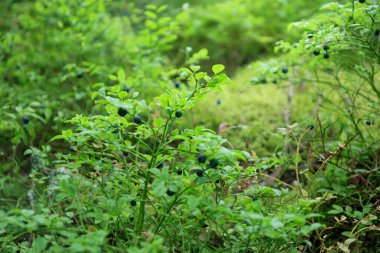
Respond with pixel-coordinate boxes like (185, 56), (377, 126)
(130, 200), (137, 206)
(323, 53), (330, 59)
(359, 0), (365, 3)
(76, 72), (83, 78)
(117, 107), (128, 117)
(122, 87), (130, 92)
(217, 99), (221, 105)
(166, 189), (175, 196)
(69, 146), (75, 152)
(209, 159), (218, 168)
(197, 154), (207, 163)
(134, 116), (142, 124)
(123, 151), (129, 157)
(323, 44), (330, 51)
(175, 110), (182, 118)
(174, 82), (180, 88)
(177, 170), (183, 175)
(365, 120), (373, 126)
(281, 67), (288, 74)
(313, 50), (320, 56)
(22, 116), (29, 124)
(251, 195), (258, 201)
(195, 169), (204, 177)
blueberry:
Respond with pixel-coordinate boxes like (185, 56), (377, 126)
(69, 146), (75, 152)
(22, 116), (29, 124)
(359, 0), (365, 3)
(323, 53), (330, 59)
(251, 195), (258, 201)
(130, 200), (137, 206)
(217, 99), (222, 105)
(130, 216), (134, 222)
(209, 159), (218, 168)
(307, 32), (313, 39)
(365, 120), (373, 126)
(375, 29), (380, 36)
(174, 82), (180, 88)
(313, 50), (320, 56)
(134, 116), (142, 124)
(166, 189), (175, 196)
(197, 154), (207, 164)
(195, 169), (204, 177)
(122, 87), (130, 92)
(308, 125), (315, 130)
(175, 110), (182, 118)
(123, 151), (129, 157)
(76, 72), (83, 78)
(177, 170), (183, 175)
(272, 79), (278, 84)
(117, 107), (128, 117)
(215, 179), (220, 184)
(281, 67), (289, 74)
(323, 44), (330, 51)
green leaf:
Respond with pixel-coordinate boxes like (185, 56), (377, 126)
(212, 64), (225, 74)
(117, 69), (126, 81)
(333, 205), (343, 212)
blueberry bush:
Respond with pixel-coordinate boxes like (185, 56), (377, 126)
(1, 0), (379, 252)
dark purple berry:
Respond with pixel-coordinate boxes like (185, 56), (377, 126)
(323, 53), (330, 59)
(134, 116), (142, 124)
(323, 44), (330, 51)
(177, 170), (183, 175)
(123, 151), (129, 157)
(22, 116), (29, 124)
(118, 107), (128, 117)
(359, 0), (365, 3)
(130, 200), (137, 206)
(175, 110), (182, 118)
(195, 169), (204, 177)
(209, 159), (218, 168)
(174, 82), (180, 88)
(69, 146), (75, 152)
(76, 72), (83, 78)
(197, 154), (207, 164)
(281, 67), (289, 74)
(166, 189), (175, 196)
(313, 50), (320, 56)
(217, 99), (221, 105)
(365, 120), (373, 126)
(122, 87), (130, 92)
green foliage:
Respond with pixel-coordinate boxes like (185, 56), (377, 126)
(1, 0), (379, 252)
